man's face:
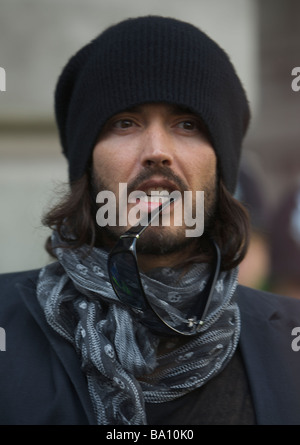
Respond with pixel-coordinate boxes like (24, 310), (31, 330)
(92, 103), (217, 258)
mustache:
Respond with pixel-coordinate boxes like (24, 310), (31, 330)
(127, 166), (188, 194)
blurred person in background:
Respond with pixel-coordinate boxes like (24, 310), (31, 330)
(268, 181), (300, 299)
(235, 155), (271, 290)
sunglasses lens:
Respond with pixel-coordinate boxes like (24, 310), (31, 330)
(108, 252), (147, 311)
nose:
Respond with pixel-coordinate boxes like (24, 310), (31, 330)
(139, 124), (173, 167)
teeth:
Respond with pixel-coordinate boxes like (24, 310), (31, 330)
(145, 187), (170, 196)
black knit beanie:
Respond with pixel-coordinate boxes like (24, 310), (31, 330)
(55, 15), (250, 193)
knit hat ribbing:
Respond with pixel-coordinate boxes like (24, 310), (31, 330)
(55, 15), (250, 193)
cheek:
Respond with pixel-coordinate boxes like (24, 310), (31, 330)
(205, 151), (217, 176)
(182, 148), (217, 186)
(92, 143), (136, 186)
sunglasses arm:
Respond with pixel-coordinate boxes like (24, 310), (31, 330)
(121, 197), (176, 238)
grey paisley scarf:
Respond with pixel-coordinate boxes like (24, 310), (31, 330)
(37, 231), (241, 425)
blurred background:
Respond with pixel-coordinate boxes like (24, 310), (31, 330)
(0, 0), (299, 296)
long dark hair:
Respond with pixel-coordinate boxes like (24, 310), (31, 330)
(43, 173), (250, 271)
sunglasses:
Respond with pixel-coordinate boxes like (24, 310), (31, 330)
(107, 197), (221, 336)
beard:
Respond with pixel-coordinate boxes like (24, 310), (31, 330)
(91, 166), (218, 257)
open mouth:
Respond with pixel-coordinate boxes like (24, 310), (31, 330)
(126, 177), (183, 215)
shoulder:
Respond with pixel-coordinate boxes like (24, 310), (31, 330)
(236, 284), (300, 325)
(236, 286), (300, 424)
(0, 268), (41, 312)
(0, 267), (55, 360)
(0, 268), (41, 288)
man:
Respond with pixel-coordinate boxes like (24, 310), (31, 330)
(0, 16), (300, 426)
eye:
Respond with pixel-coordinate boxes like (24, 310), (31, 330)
(177, 120), (198, 131)
(177, 119), (199, 131)
(113, 119), (134, 129)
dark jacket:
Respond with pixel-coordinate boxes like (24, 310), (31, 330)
(0, 268), (300, 425)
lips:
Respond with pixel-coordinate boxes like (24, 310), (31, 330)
(134, 178), (180, 198)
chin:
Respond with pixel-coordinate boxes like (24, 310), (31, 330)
(135, 226), (195, 256)
(97, 223), (197, 256)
